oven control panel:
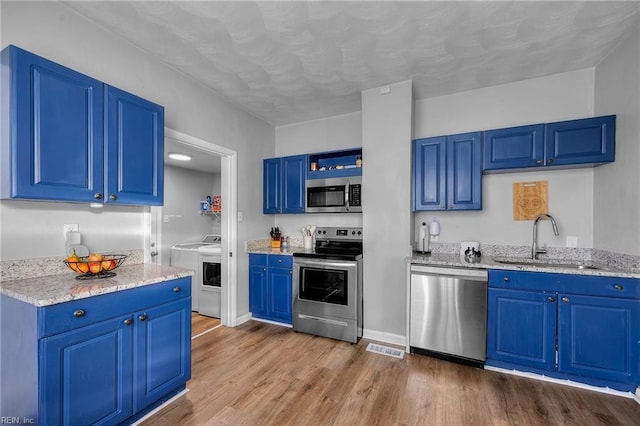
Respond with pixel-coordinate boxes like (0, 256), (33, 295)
(316, 227), (363, 240)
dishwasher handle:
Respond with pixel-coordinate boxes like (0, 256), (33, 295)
(410, 265), (488, 281)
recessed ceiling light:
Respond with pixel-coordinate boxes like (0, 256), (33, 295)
(168, 152), (192, 161)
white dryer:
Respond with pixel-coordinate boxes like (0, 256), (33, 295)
(170, 234), (221, 312)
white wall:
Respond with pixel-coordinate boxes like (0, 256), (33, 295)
(160, 166), (221, 265)
(414, 69), (596, 249)
(361, 81), (413, 342)
(274, 111), (363, 238)
(1, 1), (275, 317)
(594, 21), (640, 256)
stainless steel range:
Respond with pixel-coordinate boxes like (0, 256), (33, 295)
(292, 227), (363, 343)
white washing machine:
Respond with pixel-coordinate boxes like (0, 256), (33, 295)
(170, 234), (221, 312)
(198, 244), (222, 318)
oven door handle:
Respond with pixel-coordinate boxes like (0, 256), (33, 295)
(294, 259), (357, 269)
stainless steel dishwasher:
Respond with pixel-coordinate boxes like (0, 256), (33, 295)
(409, 265), (488, 366)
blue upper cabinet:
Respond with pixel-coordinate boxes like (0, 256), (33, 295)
(2, 45), (104, 202)
(281, 155), (306, 213)
(413, 136), (446, 211)
(263, 158), (281, 214)
(413, 132), (482, 211)
(545, 115), (615, 167)
(105, 86), (164, 205)
(1, 45), (164, 206)
(262, 154), (306, 214)
(483, 124), (545, 170)
(483, 116), (615, 171)
(447, 132), (482, 210)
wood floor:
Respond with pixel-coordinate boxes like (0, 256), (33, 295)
(143, 320), (640, 425)
(191, 312), (221, 336)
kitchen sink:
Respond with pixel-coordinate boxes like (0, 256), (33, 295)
(492, 257), (601, 270)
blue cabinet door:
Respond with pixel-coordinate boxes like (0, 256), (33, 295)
(268, 267), (293, 324)
(263, 158), (281, 214)
(487, 288), (556, 371)
(249, 254), (268, 317)
(558, 294), (640, 385)
(281, 155), (307, 213)
(105, 86), (164, 205)
(447, 132), (482, 210)
(413, 136), (446, 211)
(134, 298), (191, 411)
(483, 124), (545, 170)
(545, 115), (615, 166)
(41, 315), (133, 426)
(6, 45), (104, 202)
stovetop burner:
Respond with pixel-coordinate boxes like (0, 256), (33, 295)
(293, 227), (363, 261)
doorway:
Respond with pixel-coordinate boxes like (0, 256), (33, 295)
(145, 128), (239, 327)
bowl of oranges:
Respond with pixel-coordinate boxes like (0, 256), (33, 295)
(65, 251), (127, 280)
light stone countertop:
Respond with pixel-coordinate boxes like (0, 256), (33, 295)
(246, 245), (309, 256)
(409, 253), (640, 279)
(0, 264), (194, 307)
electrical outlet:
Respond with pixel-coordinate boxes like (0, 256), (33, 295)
(63, 224), (79, 237)
(238, 211), (243, 222)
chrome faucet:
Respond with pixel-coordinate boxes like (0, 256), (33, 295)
(532, 214), (559, 259)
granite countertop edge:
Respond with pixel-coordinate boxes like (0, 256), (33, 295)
(246, 245), (309, 255)
(409, 254), (640, 279)
(0, 264), (194, 307)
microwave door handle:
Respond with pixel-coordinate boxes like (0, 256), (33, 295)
(345, 185), (350, 211)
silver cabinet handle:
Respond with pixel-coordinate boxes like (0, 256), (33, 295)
(173, 287), (181, 293)
(73, 309), (86, 318)
(109, 194), (117, 201)
(138, 313), (148, 321)
(94, 193), (103, 200)
(562, 296), (570, 303)
(536, 159), (543, 165)
(547, 158), (554, 165)
(547, 296), (556, 302)
(614, 284), (624, 291)
(503, 277), (510, 283)
(124, 318), (133, 325)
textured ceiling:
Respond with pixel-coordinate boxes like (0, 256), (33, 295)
(63, 1), (640, 126)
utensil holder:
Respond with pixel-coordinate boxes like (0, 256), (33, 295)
(271, 239), (281, 248)
(303, 235), (313, 249)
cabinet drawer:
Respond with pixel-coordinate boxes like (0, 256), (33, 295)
(39, 277), (191, 338)
(268, 255), (292, 269)
(249, 253), (268, 267)
(488, 270), (639, 299)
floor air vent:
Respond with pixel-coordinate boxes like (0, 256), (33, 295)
(366, 343), (404, 359)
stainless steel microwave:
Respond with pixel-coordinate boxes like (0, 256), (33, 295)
(306, 177), (362, 213)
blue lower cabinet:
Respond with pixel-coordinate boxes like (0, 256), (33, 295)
(487, 270), (640, 392)
(558, 294), (640, 385)
(487, 288), (556, 371)
(41, 316), (134, 425)
(134, 299), (191, 412)
(249, 254), (292, 324)
(1, 278), (191, 425)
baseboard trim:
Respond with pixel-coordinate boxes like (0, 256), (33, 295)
(250, 316), (293, 328)
(362, 328), (406, 347)
(130, 388), (189, 425)
(235, 312), (252, 326)
(485, 366), (636, 400)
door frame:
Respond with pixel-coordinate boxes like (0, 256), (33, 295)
(145, 128), (239, 327)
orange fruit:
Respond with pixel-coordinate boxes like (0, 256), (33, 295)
(66, 250), (80, 273)
(101, 260), (113, 271)
(88, 261), (102, 274)
(77, 262), (89, 273)
(88, 253), (104, 262)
